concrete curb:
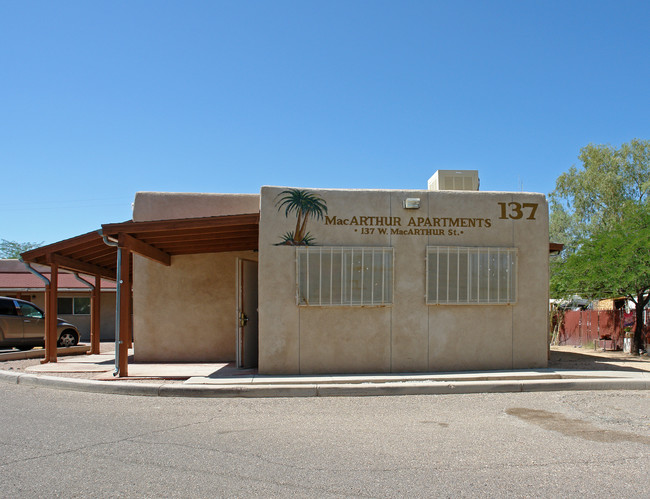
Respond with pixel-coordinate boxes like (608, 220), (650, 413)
(1, 369), (648, 398)
(0, 345), (90, 361)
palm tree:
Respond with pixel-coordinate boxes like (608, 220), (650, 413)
(275, 189), (328, 245)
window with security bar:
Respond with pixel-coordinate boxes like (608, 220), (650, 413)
(296, 247), (394, 306)
(426, 246), (517, 305)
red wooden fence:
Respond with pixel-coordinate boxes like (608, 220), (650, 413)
(557, 309), (649, 349)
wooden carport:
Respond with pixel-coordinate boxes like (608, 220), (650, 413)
(21, 231), (118, 363)
(21, 212), (259, 377)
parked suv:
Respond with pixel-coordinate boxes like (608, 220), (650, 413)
(0, 296), (80, 350)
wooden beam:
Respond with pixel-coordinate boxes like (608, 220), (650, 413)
(21, 230), (105, 262)
(132, 225), (259, 241)
(157, 238), (259, 253)
(167, 244), (259, 256)
(66, 242), (117, 262)
(156, 236), (259, 250)
(50, 253), (116, 280)
(118, 233), (171, 266)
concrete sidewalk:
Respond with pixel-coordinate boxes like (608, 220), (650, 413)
(1, 345), (649, 397)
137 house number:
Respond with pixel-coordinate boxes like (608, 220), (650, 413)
(498, 202), (538, 220)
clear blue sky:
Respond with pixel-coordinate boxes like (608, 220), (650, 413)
(2, 0), (649, 245)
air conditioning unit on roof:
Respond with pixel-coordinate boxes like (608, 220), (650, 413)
(428, 170), (479, 191)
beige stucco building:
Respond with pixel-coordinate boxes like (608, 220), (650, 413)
(130, 172), (550, 375)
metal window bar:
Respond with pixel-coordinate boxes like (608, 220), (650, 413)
(317, 248), (323, 305)
(382, 249), (386, 304)
(349, 248), (354, 305)
(447, 246), (450, 303)
(456, 247), (460, 303)
(306, 250), (310, 305)
(370, 248), (375, 305)
(476, 250), (481, 303)
(436, 247), (440, 303)
(487, 248), (490, 302)
(507, 250), (511, 302)
(497, 248), (501, 303)
(466, 247), (470, 303)
(340, 247), (344, 304)
(295, 253), (299, 304)
(468, 249), (472, 303)
(329, 247), (334, 306)
(360, 250), (364, 305)
(504, 250), (509, 302)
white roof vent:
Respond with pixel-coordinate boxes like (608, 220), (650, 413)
(428, 170), (479, 191)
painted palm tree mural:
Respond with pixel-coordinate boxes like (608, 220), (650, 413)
(275, 189), (328, 245)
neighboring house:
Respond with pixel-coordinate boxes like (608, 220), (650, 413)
(594, 296), (649, 323)
(594, 297), (627, 311)
(0, 259), (116, 342)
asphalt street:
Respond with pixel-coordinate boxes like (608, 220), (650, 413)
(0, 384), (648, 498)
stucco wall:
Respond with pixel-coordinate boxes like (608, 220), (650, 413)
(133, 251), (257, 362)
(259, 186), (549, 374)
(131, 191), (260, 362)
(133, 192), (260, 221)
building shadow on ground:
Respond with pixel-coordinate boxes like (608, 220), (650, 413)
(549, 348), (650, 373)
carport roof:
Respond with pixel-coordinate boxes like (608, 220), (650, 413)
(20, 213), (260, 279)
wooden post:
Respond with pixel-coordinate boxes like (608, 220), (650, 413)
(90, 275), (101, 355)
(43, 264), (59, 363)
(118, 247), (130, 377)
(43, 283), (52, 364)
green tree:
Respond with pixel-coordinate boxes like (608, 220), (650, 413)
(550, 139), (650, 354)
(0, 239), (43, 258)
(552, 204), (650, 354)
(550, 138), (650, 247)
(275, 189), (328, 245)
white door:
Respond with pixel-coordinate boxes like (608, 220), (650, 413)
(238, 260), (258, 368)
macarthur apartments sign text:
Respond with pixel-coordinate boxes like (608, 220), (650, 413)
(323, 215), (492, 236)
(322, 202), (538, 237)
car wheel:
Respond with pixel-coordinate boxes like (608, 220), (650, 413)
(57, 331), (78, 348)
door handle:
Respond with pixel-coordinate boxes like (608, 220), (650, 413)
(239, 312), (249, 327)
